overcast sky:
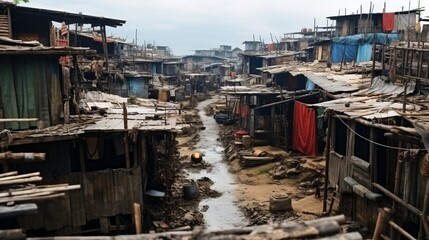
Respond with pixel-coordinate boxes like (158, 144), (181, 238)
(24, 0), (425, 55)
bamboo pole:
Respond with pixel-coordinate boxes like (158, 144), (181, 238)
(0, 171), (17, 178)
(0, 172), (40, 181)
(0, 192), (65, 204)
(0, 176), (42, 186)
(0, 184), (80, 198)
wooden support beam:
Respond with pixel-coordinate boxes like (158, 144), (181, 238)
(372, 183), (421, 216)
(389, 221), (416, 240)
(0, 152), (45, 163)
(373, 208), (393, 240)
(133, 202), (141, 234)
(0, 184), (80, 198)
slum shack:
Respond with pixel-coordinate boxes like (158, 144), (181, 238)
(227, 63), (365, 154)
(311, 45), (429, 239)
(0, 91), (183, 235)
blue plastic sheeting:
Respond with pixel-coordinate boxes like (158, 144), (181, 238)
(357, 44), (373, 62)
(331, 43), (357, 63)
(331, 33), (399, 63)
(332, 33), (399, 45)
(305, 79), (316, 91)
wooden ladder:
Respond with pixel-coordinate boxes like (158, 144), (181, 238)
(0, 8), (11, 38)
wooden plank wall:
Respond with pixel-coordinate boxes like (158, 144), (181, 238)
(18, 168), (142, 231)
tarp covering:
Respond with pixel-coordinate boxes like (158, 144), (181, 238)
(383, 13), (395, 33)
(331, 33), (399, 63)
(292, 101), (317, 156)
(331, 43), (357, 63)
(0, 56), (61, 130)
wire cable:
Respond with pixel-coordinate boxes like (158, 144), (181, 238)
(333, 111), (426, 151)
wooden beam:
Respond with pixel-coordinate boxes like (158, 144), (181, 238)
(0, 118), (37, 122)
(373, 208), (393, 240)
(389, 221), (416, 240)
(372, 183), (421, 216)
(0, 152), (45, 163)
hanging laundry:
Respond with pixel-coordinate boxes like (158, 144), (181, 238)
(383, 13), (395, 33)
(292, 101), (317, 156)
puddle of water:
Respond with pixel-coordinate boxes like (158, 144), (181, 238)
(187, 97), (248, 230)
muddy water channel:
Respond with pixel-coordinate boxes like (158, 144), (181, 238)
(187, 98), (248, 229)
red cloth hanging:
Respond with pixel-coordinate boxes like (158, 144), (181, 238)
(383, 13), (395, 33)
(292, 101), (317, 156)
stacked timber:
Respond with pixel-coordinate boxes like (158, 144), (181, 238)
(0, 171), (80, 207)
(28, 215), (362, 240)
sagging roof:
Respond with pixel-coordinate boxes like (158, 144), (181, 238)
(312, 96), (420, 120)
(258, 63), (368, 94)
(1, 2), (126, 27)
(311, 77), (422, 121)
(0, 91), (186, 147)
(291, 71), (361, 93)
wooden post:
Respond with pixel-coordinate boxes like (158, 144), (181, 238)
(101, 25), (109, 71)
(123, 102), (130, 169)
(133, 202), (142, 234)
(371, 33), (377, 83)
(323, 110), (332, 212)
(373, 208), (393, 240)
(418, 180), (429, 240)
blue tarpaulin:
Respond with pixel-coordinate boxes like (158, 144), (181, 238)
(331, 33), (399, 63)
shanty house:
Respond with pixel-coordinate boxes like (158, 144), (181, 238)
(327, 8), (420, 37)
(181, 55), (226, 72)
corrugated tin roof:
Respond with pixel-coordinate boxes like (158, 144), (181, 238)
(311, 96), (421, 120)
(291, 71), (360, 93)
(352, 76), (416, 97)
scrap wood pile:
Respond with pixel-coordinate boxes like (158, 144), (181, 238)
(0, 171), (80, 219)
(239, 148), (286, 168)
(28, 215), (363, 240)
